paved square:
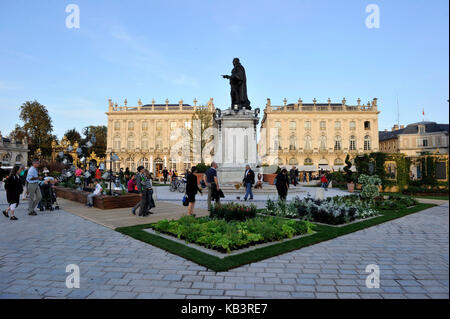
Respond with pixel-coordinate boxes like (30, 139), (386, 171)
(0, 190), (448, 299)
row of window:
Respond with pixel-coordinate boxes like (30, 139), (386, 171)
(1, 154), (24, 163)
(273, 135), (372, 151)
(114, 121), (192, 131)
(273, 157), (346, 166)
(274, 120), (371, 131)
(111, 157), (187, 172)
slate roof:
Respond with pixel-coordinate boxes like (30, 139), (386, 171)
(379, 121), (449, 141)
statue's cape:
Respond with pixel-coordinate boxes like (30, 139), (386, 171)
(231, 64), (250, 107)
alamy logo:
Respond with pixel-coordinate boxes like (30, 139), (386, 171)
(65, 264), (80, 288)
(365, 264), (380, 288)
(65, 4), (80, 29)
(365, 4), (380, 29)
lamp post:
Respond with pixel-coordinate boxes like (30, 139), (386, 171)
(109, 152), (119, 196)
(109, 151), (113, 195)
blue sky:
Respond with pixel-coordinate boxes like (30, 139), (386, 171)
(0, 0), (448, 138)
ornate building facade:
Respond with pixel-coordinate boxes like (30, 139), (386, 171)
(0, 131), (29, 168)
(105, 98), (215, 177)
(258, 98), (380, 172)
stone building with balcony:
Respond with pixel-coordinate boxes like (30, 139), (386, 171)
(258, 97), (380, 173)
(0, 131), (29, 169)
(105, 98), (215, 178)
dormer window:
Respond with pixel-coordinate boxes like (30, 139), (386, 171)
(418, 125), (425, 134)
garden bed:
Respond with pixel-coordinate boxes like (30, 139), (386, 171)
(55, 186), (141, 209)
(116, 203), (435, 271)
(263, 196), (379, 225)
(149, 215), (314, 253)
(144, 227), (314, 258)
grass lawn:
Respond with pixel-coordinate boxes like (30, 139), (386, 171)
(116, 203), (435, 272)
(413, 195), (449, 200)
(380, 192), (449, 201)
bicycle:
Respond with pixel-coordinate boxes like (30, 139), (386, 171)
(169, 177), (186, 193)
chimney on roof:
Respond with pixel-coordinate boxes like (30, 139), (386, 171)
(392, 124), (399, 131)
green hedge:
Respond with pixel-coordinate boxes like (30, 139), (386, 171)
(209, 203), (257, 221)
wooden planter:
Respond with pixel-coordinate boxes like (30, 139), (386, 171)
(194, 173), (205, 185)
(55, 186), (141, 210)
(263, 174), (277, 185)
(383, 185), (399, 193)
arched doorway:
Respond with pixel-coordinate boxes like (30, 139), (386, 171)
(154, 157), (164, 177)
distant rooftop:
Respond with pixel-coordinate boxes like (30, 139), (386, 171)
(379, 121), (449, 141)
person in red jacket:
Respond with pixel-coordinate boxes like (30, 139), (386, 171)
(127, 174), (138, 194)
(95, 168), (101, 180)
(320, 174), (328, 191)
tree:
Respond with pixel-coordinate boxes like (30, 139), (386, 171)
(343, 154), (354, 183)
(82, 125), (107, 158)
(19, 100), (54, 158)
(64, 128), (82, 145)
(9, 124), (29, 141)
(187, 106), (214, 164)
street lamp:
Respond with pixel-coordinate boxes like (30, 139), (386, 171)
(109, 152), (119, 195)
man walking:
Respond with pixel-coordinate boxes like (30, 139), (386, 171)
(204, 162), (220, 211)
(243, 164), (255, 201)
(289, 166), (298, 186)
(26, 159), (42, 216)
(162, 167), (169, 184)
(132, 166), (145, 215)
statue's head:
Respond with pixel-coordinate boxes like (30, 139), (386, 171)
(233, 58), (240, 66)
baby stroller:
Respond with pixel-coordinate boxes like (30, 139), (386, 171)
(38, 182), (60, 211)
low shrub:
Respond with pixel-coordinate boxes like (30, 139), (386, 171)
(402, 186), (449, 195)
(358, 174), (382, 199)
(196, 163), (210, 174)
(374, 195), (418, 210)
(210, 203), (257, 221)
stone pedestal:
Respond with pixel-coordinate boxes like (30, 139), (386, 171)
(214, 108), (260, 184)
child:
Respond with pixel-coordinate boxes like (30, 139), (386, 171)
(86, 179), (103, 208)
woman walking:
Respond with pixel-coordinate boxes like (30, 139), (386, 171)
(3, 165), (24, 220)
(185, 166), (202, 216)
(275, 168), (289, 201)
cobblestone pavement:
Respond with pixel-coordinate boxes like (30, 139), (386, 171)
(0, 190), (448, 299)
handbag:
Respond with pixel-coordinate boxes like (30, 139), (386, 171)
(182, 194), (189, 206)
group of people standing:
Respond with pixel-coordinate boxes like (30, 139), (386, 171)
(162, 168), (178, 184)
